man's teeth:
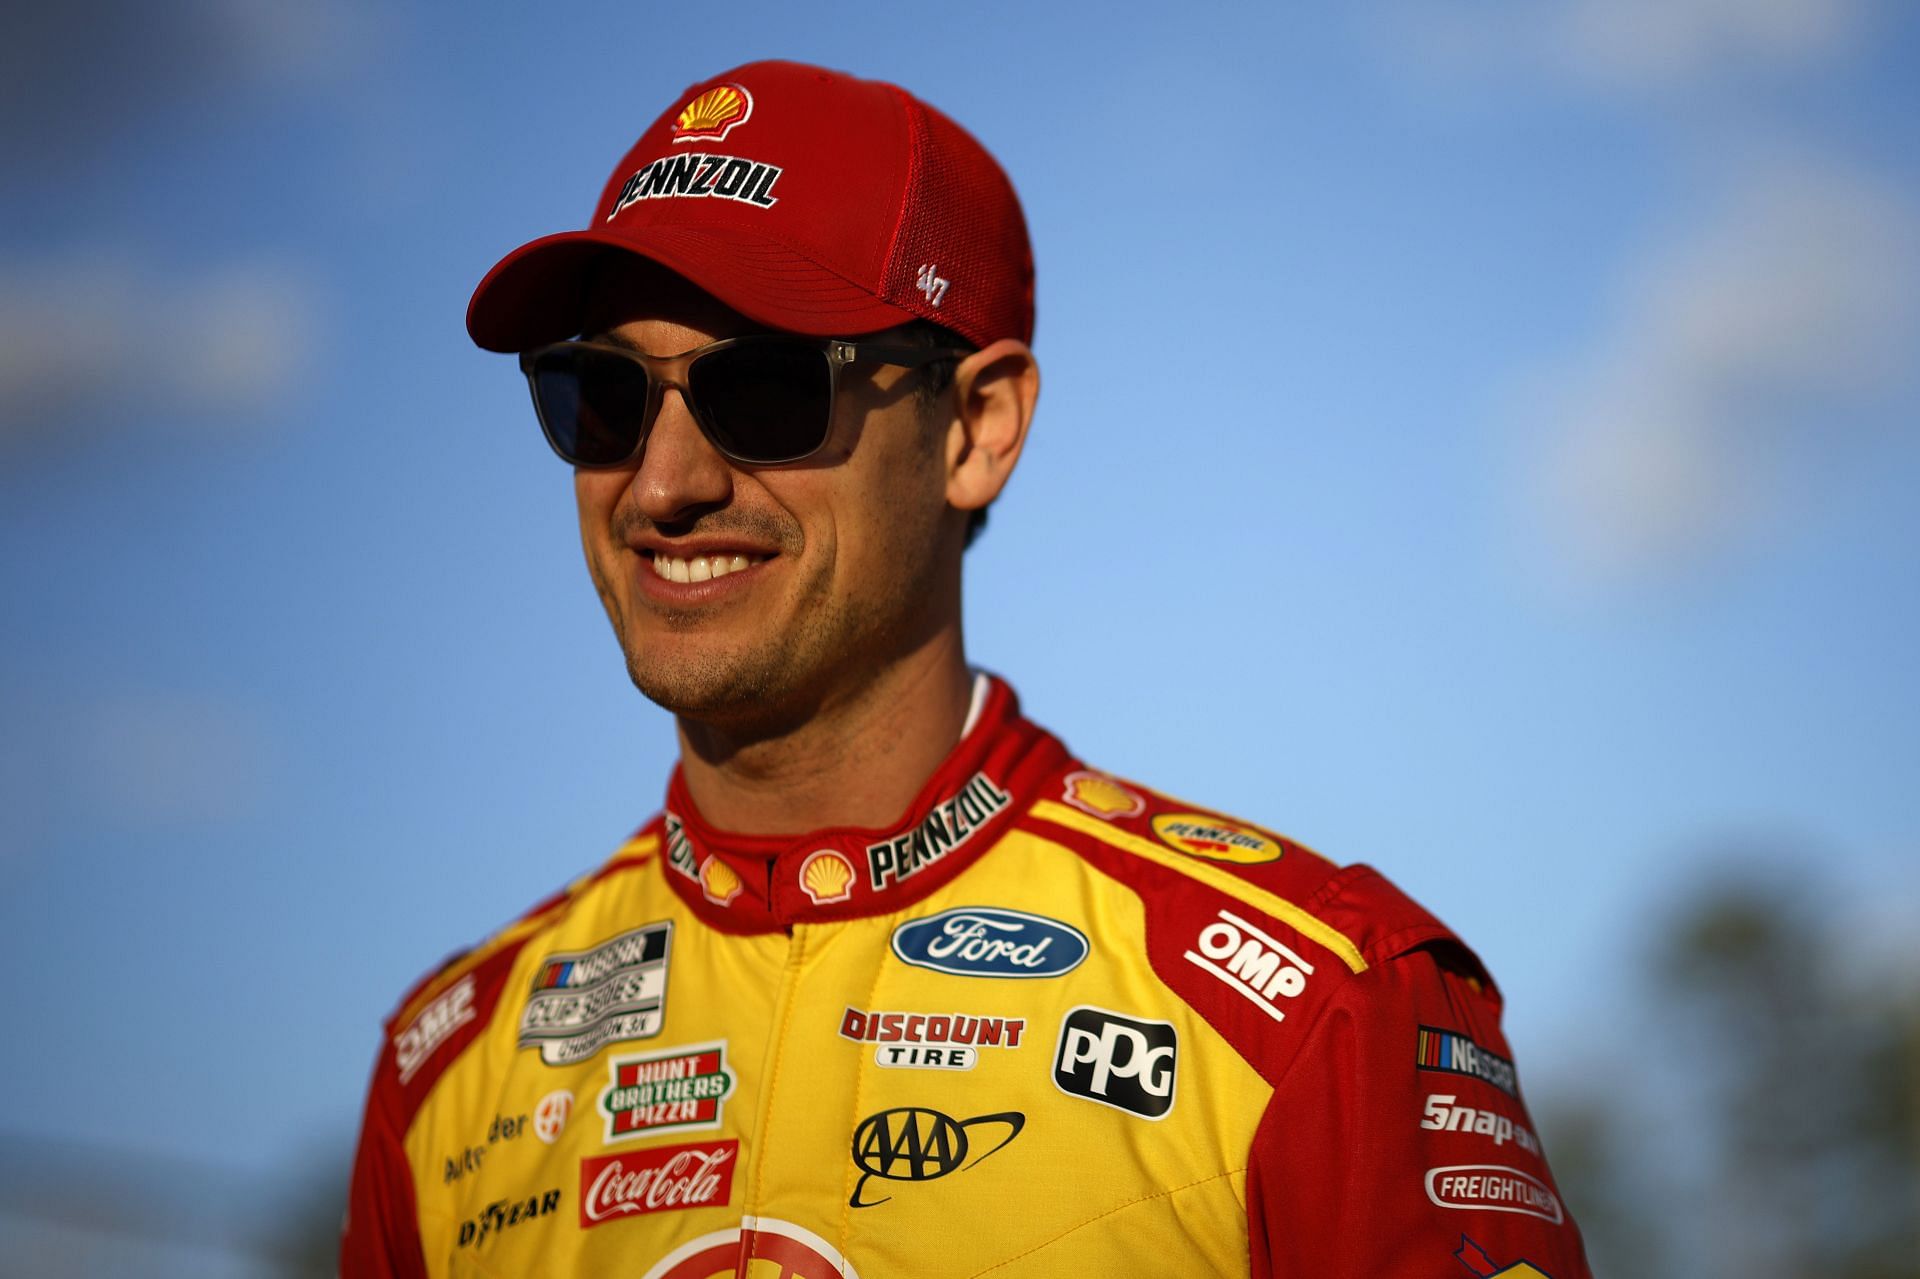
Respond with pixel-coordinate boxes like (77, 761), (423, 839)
(651, 554), (758, 584)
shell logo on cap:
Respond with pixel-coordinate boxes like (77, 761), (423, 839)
(1061, 770), (1145, 820)
(799, 849), (855, 905)
(699, 856), (742, 907)
(672, 84), (753, 144)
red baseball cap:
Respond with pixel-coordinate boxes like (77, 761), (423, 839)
(467, 60), (1034, 354)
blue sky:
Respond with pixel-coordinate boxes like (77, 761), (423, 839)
(3, 0), (1917, 1267)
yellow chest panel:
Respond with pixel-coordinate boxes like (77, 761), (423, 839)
(405, 833), (1272, 1277)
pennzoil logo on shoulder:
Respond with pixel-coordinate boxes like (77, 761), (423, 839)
(599, 1041), (736, 1141)
(1151, 813), (1282, 864)
(519, 922), (672, 1066)
(867, 771), (1012, 890)
(672, 83), (753, 143)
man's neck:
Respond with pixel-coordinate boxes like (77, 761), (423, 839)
(673, 632), (975, 835)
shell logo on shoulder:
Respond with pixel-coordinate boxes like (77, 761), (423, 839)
(1062, 770), (1145, 819)
(698, 857), (741, 907)
(672, 84), (753, 143)
(1151, 813), (1282, 864)
(799, 849), (855, 905)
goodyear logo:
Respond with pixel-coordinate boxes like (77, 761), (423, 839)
(1151, 813), (1281, 864)
(608, 153), (782, 216)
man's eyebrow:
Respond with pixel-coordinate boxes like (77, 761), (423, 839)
(582, 329), (642, 350)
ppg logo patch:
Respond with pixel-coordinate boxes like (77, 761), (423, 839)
(1051, 1006), (1178, 1120)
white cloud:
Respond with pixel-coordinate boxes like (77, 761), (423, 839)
(1383, 0), (1870, 93)
(0, 253), (321, 448)
(1523, 156), (1920, 582)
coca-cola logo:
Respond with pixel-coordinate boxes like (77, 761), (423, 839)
(579, 1139), (738, 1227)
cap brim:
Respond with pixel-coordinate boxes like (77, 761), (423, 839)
(466, 223), (919, 352)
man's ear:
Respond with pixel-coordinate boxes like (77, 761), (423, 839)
(945, 339), (1040, 516)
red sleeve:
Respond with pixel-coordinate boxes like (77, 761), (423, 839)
(340, 1040), (427, 1279)
(1247, 942), (1593, 1279)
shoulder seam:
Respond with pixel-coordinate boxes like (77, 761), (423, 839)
(1026, 800), (1368, 974)
(393, 835), (661, 1027)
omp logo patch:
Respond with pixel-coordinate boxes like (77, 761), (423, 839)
(866, 772), (1011, 890)
(1426, 1165), (1565, 1225)
(608, 153), (782, 216)
(1052, 1006), (1178, 1119)
(518, 922), (672, 1066)
(1417, 1025), (1520, 1098)
(1184, 909), (1312, 1023)
(848, 1106), (1025, 1208)
(1456, 1235), (1556, 1278)
(672, 83), (752, 143)
(395, 974), (475, 1084)
(1061, 770), (1145, 819)
(1151, 813), (1281, 864)
(599, 1041), (736, 1141)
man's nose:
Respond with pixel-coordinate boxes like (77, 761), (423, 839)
(628, 387), (733, 523)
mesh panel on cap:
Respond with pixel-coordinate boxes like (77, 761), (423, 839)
(880, 94), (1034, 349)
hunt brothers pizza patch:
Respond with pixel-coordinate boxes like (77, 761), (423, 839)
(599, 1041), (736, 1142)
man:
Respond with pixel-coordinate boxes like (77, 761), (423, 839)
(344, 60), (1592, 1278)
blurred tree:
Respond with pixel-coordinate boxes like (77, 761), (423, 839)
(1542, 870), (1920, 1278)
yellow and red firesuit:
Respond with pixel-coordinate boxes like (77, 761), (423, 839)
(343, 676), (1591, 1277)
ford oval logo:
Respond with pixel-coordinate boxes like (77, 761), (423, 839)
(890, 906), (1089, 978)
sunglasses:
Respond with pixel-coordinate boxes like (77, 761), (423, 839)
(519, 335), (972, 468)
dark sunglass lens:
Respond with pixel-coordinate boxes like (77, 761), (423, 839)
(532, 347), (650, 465)
(687, 342), (834, 463)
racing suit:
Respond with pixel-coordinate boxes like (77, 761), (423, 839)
(343, 675), (1592, 1277)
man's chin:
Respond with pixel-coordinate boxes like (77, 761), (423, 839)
(625, 643), (813, 735)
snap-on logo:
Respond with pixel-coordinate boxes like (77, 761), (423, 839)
(890, 906), (1089, 978)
